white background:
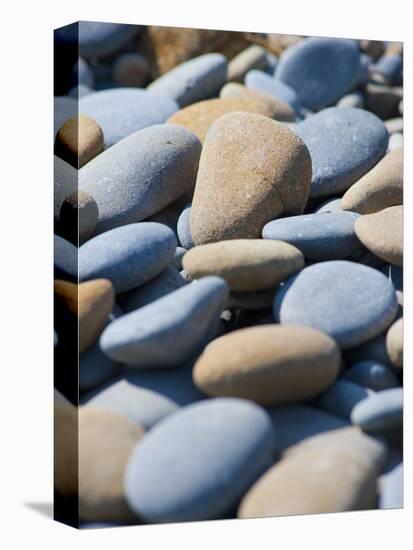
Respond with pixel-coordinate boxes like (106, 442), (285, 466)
(0, 0), (411, 547)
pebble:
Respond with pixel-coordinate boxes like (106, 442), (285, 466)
(79, 223), (177, 293)
(54, 156), (77, 224)
(79, 88), (179, 148)
(191, 112), (312, 244)
(172, 247), (187, 270)
(55, 115), (104, 168)
(293, 107), (389, 198)
(380, 463), (403, 509)
(54, 234), (77, 281)
(74, 57), (95, 88)
(360, 40), (385, 61)
(262, 211), (361, 261)
(79, 407), (144, 522)
(227, 45), (269, 82)
(384, 117), (403, 135)
(80, 124), (201, 235)
(371, 54), (403, 86)
(78, 279), (115, 353)
(112, 52), (149, 87)
(365, 83), (402, 120)
(100, 277), (229, 368)
(147, 53), (228, 107)
(124, 398), (276, 522)
(193, 325), (340, 406)
(351, 388), (403, 433)
(54, 96), (77, 137)
(54, 399), (77, 497)
(388, 132), (403, 151)
(354, 205), (403, 266)
(59, 191), (99, 245)
(316, 380), (371, 420)
(177, 204), (194, 249)
(341, 361), (400, 391)
(386, 318), (403, 368)
(314, 197), (342, 213)
(336, 91), (364, 109)
(274, 261), (398, 349)
(245, 69), (301, 114)
(78, 21), (141, 59)
(182, 239), (304, 291)
(238, 427), (387, 517)
(342, 148), (403, 214)
(275, 38), (361, 110)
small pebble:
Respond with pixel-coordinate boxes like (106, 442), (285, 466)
(386, 318), (403, 368)
(380, 463), (403, 509)
(59, 191), (99, 245)
(336, 91), (364, 109)
(55, 114), (103, 168)
(341, 360), (400, 391)
(351, 388), (403, 433)
(316, 380), (371, 420)
(388, 132), (403, 151)
(227, 45), (269, 82)
(245, 69), (301, 114)
(172, 246), (187, 270)
(177, 203), (194, 249)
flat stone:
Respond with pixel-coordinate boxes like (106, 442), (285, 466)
(112, 52), (149, 87)
(55, 115), (103, 168)
(355, 206), (403, 266)
(177, 204), (194, 249)
(79, 88), (179, 148)
(342, 148), (403, 214)
(147, 53), (227, 107)
(227, 45), (269, 82)
(316, 380), (371, 420)
(193, 325), (340, 406)
(59, 191), (99, 245)
(54, 156), (77, 224)
(79, 223), (177, 293)
(341, 360), (400, 391)
(100, 277), (229, 368)
(386, 318), (403, 368)
(124, 398), (276, 522)
(79, 407), (144, 522)
(293, 107), (389, 198)
(54, 235), (77, 281)
(245, 69), (301, 114)
(80, 124), (201, 235)
(351, 388), (403, 433)
(78, 21), (141, 59)
(262, 211), (360, 261)
(275, 38), (361, 110)
(274, 261), (398, 349)
(191, 112), (312, 244)
(380, 463), (403, 509)
(183, 239), (304, 291)
(78, 279), (115, 353)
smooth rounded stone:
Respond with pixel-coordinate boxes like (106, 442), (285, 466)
(193, 325), (340, 406)
(384, 118), (403, 135)
(55, 115), (104, 168)
(355, 206), (403, 266)
(228, 288), (277, 310)
(245, 70), (301, 114)
(267, 405), (349, 454)
(293, 107), (389, 198)
(342, 361), (400, 392)
(79, 223), (177, 293)
(315, 197), (342, 213)
(147, 53), (228, 108)
(183, 240), (304, 292)
(100, 277), (229, 368)
(67, 84), (93, 98)
(316, 380), (371, 420)
(336, 91), (364, 109)
(275, 38), (361, 111)
(227, 45), (269, 82)
(262, 211), (360, 261)
(79, 407), (144, 522)
(59, 191), (99, 245)
(118, 266), (187, 313)
(168, 97), (275, 143)
(79, 88), (179, 149)
(74, 57), (94, 88)
(78, 21), (141, 59)
(172, 247), (187, 271)
(371, 54), (402, 86)
(80, 124), (201, 235)
(386, 318), (403, 368)
(219, 82), (295, 122)
(274, 261), (398, 349)
(112, 52), (149, 87)
(380, 462), (403, 509)
(351, 388), (403, 433)
(54, 156), (77, 224)
(238, 427), (387, 518)
(342, 148), (403, 214)
(124, 398), (276, 522)
(365, 83), (403, 120)
(54, 96), (77, 137)
(177, 204), (194, 249)
(54, 234), (77, 281)
(78, 279), (115, 353)
(191, 112), (312, 244)
(388, 132), (403, 151)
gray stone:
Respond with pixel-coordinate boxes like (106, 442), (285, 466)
(380, 463), (403, 509)
(245, 69), (301, 115)
(78, 21), (141, 59)
(177, 204), (194, 249)
(317, 380), (371, 420)
(54, 156), (77, 224)
(54, 235), (77, 281)
(351, 388), (403, 432)
(341, 361), (400, 391)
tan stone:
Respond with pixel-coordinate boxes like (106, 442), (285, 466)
(355, 205), (403, 266)
(193, 325), (340, 406)
(59, 191), (99, 245)
(54, 280), (78, 316)
(342, 148), (403, 214)
(190, 112), (312, 245)
(227, 45), (269, 82)
(182, 239), (304, 291)
(79, 407), (144, 522)
(79, 279), (115, 353)
(386, 317), (403, 368)
(246, 32), (303, 55)
(55, 115), (104, 168)
(54, 399), (78, 497)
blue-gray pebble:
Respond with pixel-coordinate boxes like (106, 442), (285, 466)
(315, 197), (343, 213)
(78, 21), (141, 59)
(177, 204), (194, 249)
(316, 380), (371, 420)
(245, 69), (301, 115)
(380, 463), (403, 509)
(124, 398), (276, 522)
(351, 388), (403, 432)
(54, 235), (77, 281)
(172, 247), (187, 270)
(341, 361), (400, 392)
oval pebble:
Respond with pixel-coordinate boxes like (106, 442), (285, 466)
(227, 45), (269, 82)
(177, 204), (194, 249)
(341, 361), (400, 391)
(245, 69), (301, 114)
(55, 114), (103, 168)
(316, 380), (371, 420)
(380, 463), (403, 509)
(54, 156), (77, 224)
(54, 234), (77, 281)
(351, 388), (403, 432)
(337, 91), (364, 109)
(124, 398), (276, 522)
(386, 318), (403, 368)
(274, 261), (398, 349)
(59, 191), (99, 245)
(54, 96), (77, 137)
(78, 279), (115, 353)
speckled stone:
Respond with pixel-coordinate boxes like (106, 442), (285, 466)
(183, 239), (304, 291)
(317, 380), (371, 420)
(54, 156), (77, 224)
(341, 361), (400, 391)
(124, 398), (276, 522)
(79, 88), (179, 149)
(315, 197), (342, 213)
(54, 235), (77, 281)
(191, 112), (312, 245)
(380, 463), (403, 509)
(355, 206), (403, 266)
(245, 69), (301, 114)
(112, 52), (149, 87)
(100, 277), (229, 368)
(274, 261), (398, 349)
(79, 223), (177, 293)
(386, 318), (403, 368)
(262, 211), (360, 261)
(59, 191), (99, 245)
(227, 45), (269, 82)
(79, 407), (144, 522)
(80, 124), (201, 235)
(147, 53), (227, 107)
(193, 325), (340, 406)
(351, 388), (403, 433)
(238, 427), (387, 518)
(177, 204), (194, 249)
(293, 107), (389, 198)
(55, 115), (103, 168)
(342, 148), (403, 214)
(77, 21), (141, 59)
(78, 279), (115, 353)
(275, 38), (361, 110)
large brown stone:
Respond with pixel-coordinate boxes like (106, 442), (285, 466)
(193, 325), (340, 406)
(55, 115), (104, 168)
(79, 279), (115, 353)
(190, 112), (312, 245)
